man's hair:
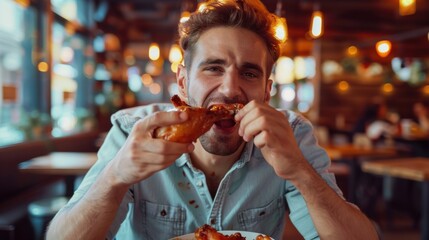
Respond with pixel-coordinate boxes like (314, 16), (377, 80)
(178, 0), (282, 72)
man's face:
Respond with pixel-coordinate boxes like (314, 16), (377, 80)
(177, 26), (272, 155)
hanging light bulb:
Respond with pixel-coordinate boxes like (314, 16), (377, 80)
(399, 0), (416, 16)
(274, 0), (287, 42)
(169, 44), (183, 63)
(376, 40), (392, 58)
(148, 43), (160, 61)
(310, 10), (324, 39)
(274, 17), (288, 42)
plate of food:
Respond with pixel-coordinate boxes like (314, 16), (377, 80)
(170, 224), (273, 240)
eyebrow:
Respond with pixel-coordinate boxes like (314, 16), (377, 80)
(198, 58), (264, 75)
(198, 58), (226, 68)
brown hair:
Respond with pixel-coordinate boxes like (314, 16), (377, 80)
(178, 0), (281, 72)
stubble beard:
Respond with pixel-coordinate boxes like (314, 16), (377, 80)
(199, 129), (244, 156)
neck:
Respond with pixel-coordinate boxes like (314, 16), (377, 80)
(190, 140), (245, 186)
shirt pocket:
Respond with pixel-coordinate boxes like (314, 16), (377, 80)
(237, 197), (285, 235)
(141, 200), (186, 239)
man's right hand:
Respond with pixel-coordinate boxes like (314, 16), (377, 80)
(108, 111), (195, 186)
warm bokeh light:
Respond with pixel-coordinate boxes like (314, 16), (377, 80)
(382, 83), (394, 94)
(169, 44), (182, 63)
(104, 33), (121, 51)
(65, 22), (75, 35)
(14, 0), (30, 8)
(125, 55), (136, 65)
(376, 40), (392, 58)
(171, 61), (180, 73)
(198, 2), (208, 12)
(38, 61), (49, 72)
(337, 81), (349, 92)
(141, 73), (153, 86)
(422, 85), (429, 96)
(274, 17), (288, 42)
(60, 47), (74, 63)
(274, 57), (294, 84)
(399, 0), (416, 16)
(148, 43), (160, 61)
(346, 46), (358, 56)
(179, 11), (190, 23)
(310, 11), (323, 38)
(149, 83), (162, 95)
(294, 57), (306, 80)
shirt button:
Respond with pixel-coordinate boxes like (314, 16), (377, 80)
(196, 180), (203, 187)
(210, 218), (216, 225)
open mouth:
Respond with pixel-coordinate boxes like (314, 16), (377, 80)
(214, 118), (237, 129)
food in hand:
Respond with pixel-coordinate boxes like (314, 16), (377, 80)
(194, 224), (271, 240)
(154, 95), (243, 143)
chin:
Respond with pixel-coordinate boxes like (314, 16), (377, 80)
(199, 131), (244, 156)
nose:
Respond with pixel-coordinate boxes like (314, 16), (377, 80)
(218, 69), (241, 98)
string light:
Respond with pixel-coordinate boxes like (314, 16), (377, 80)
(274, 17), (288, 42)
(274, 0), (287, 42)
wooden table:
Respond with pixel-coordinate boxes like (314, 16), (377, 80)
(19, 152), (97, 197)
(362, 158), (429, 240)
(323, 144), (397, 203)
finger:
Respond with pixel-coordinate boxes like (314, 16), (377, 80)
(141, 140), (194, 155)
(235, 100), (257, 122)
(135, 111), (188, 133)
(241, 115), (267, 142)
(253, 130), (270, 148)
(238, 106), (267, 137)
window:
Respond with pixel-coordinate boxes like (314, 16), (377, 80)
(0, 0), (94, 146)
(0, 1), (38, 145)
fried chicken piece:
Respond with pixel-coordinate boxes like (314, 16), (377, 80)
(154, 95), (243, 143)
(195, 224), (246, 240)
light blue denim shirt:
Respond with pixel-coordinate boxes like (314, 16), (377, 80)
(65, 103), (343, 240)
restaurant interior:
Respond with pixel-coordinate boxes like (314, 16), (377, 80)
(0, 0), (428, 239)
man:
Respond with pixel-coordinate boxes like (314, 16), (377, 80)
(47, 0), (379, 239)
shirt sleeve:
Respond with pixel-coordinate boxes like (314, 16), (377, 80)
(284, 113), (344, 240)
(59, 123), (134, 239)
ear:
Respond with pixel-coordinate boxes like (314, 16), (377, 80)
(264, 79), (273, 103)
(176, 64), (188, 100)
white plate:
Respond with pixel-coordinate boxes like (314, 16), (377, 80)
(170, 230), (273, 240)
